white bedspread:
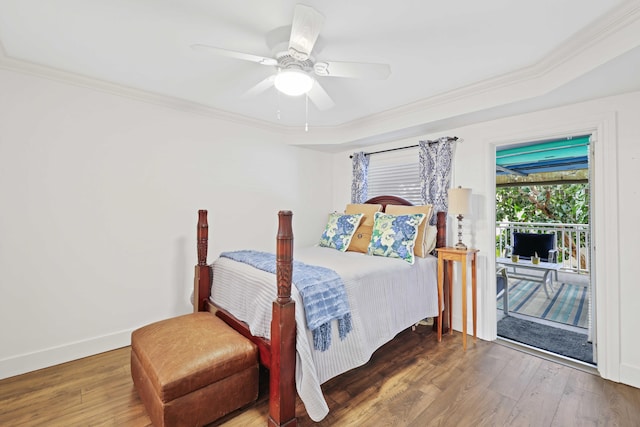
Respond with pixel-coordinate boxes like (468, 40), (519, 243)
(210, 246), (438, 421)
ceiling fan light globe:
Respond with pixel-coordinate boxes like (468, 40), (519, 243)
(274, 69), (314, 96)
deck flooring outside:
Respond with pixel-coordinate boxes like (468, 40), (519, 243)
(497, 269), (593, 364)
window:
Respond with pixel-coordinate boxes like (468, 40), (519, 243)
(367, 147), (422, 204)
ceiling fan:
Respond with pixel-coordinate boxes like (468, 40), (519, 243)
(191, 4), (391, 111)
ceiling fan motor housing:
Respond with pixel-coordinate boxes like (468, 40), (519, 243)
(276, 52), (314, 72)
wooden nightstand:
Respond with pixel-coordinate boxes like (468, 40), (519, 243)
(437, 247), (479, 350)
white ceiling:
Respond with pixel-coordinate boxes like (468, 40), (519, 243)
(1, 0), (639, 149)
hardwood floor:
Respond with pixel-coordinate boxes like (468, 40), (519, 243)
(2, 326), (639, 426)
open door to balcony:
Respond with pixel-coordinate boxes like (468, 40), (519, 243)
(495, 135), (596, 367)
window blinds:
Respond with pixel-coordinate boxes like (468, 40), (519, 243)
(366, 147), (422, 205)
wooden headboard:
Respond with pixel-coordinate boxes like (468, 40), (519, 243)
(365, 194), (413, 210)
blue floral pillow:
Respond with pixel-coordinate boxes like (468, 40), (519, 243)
(319, 213), (364, 251)
(368, 212), (426, 264)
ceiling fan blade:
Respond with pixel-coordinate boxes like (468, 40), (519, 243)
(314, 61), (391, 79)
(288, 4), (324, 61)
(241, 75), (275, 98)
(191, 44), (277, 66)
(307, 81), (335, 111)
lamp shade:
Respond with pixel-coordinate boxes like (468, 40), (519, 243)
(448, 187), (471, 216)
(274, 69), (314, 96)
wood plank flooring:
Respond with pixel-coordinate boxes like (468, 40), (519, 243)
(2, 325), (639, 426)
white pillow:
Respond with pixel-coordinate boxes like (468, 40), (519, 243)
(424, 225), (437, 254)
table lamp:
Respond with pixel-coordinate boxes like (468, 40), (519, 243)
(448, 186), (472, 250)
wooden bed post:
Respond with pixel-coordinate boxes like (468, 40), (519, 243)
(194, 210), (211, 313)
(268, 211), (297, 427)
(436, 211), (447, 249)
(435, 211), (450, 334)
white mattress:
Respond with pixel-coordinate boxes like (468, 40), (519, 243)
(210, 245), (438, 421)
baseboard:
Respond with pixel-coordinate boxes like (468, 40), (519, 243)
(0, 329), (133, 380)
(620, 363), (640, 389)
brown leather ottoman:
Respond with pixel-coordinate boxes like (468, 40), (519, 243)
(131, 312), (258, 427)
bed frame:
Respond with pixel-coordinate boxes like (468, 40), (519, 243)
(193, 195), (448, 427)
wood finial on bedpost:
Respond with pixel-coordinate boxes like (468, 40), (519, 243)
(197, 210), (208, 266)
(275, 210), (293, 304)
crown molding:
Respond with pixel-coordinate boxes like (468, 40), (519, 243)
(540, 0), (640, 69)
(0, 41), (292, 135)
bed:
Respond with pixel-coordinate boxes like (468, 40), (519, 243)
(193, 195), (448, 426)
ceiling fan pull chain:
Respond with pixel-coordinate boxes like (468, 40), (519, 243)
(305, 93), (309, 132)
(277, 91), (281, 120)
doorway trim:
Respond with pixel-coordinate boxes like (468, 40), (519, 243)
(485, 111), (619, 381)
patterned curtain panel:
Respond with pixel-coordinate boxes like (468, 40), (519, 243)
(419, 138), (454, 224)
(351, 152), (369, 203)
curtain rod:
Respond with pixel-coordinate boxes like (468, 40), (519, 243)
(349, 136), (458, 158)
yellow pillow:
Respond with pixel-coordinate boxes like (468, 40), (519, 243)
(385, 204), (434, 257)
(345, 203), (383, 253)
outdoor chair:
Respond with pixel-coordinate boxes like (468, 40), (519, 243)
(496, 265), (510, 315)
(507, 232), (559, 263)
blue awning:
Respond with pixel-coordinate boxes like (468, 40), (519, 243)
(496, 135), (590, 176)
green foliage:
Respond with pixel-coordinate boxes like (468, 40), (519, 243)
(496, 184), (589, 224)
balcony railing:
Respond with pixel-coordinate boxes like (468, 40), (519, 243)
(496, 221), (590, 274)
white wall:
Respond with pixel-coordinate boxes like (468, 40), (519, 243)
(0, 69), (332, 379)
(331, 90), (640, 389)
